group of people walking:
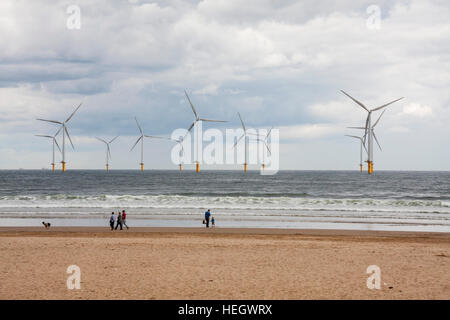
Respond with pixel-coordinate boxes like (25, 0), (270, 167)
(110, 210), (129, 230)
(109, 208), (215, 230)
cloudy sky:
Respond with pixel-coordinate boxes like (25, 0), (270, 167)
(0, 0), (449, 170)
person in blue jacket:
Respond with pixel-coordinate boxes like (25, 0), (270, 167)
(204, 209), (211, 228)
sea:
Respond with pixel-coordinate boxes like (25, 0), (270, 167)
(0, 170), (449, 232)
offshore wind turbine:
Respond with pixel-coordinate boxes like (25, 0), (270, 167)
(130, 117), (165, 171)
(35, 129), (62, 171)
(169, 137), (185, 172)
(233, 113), (250, 172)
(341, 90), (403, 174)
(345, 134), (367, 172)
(184, 90), (227, 172)
(249, 127), (273, 171)
(95, 136), (119, 171)
(36, 103), (82, 172)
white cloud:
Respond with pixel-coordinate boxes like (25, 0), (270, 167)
(401, 103), (433, 118)
(280, 124), (343, 140)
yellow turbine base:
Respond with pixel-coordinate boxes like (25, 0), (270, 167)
(62, 162), (66, 172)
(179, 164), (182, 171)
(106, 164), (110, 171)
(244, 163), (247, 172)
(360, 164), (363, 172)
(196, 162), (200, 173)
(51, 163), (55, 172)
(140, 163), (144, 171)
(262, 163), (265, 171)
(367, 161), (374, 174)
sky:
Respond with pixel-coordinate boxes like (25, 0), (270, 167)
(0, 0), (449, 170)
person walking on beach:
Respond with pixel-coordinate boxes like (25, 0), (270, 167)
(109, 212), (115, 230)
(122, 210), (129, 230)
(115, 211), (123, 230)
(204, 209), (211, 228)
(211, 216), (215, 228)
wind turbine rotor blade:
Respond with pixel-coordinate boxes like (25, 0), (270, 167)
(187, 121), (196, 132)
(237, 112), (246, 131)
(362, 141), (368, 153)
(109, 135), (119, 144)
(360, 114), (369, 140)
(340, 90), (369, 112)
(107, 145), (112, 159)
(372, 131), (382, 151)
(345, 135), (361, 140)
(64, 126), (75, 150)
(174, 140), (185, 156)
(135, 117), (143, 135)
(347, 127), (366, 129)
(35, 135), (53, 138)
(265, 142), (272, 155)
(233, 134), (245, 148)
(54, 126), (62, 137)
(199, 119), (228, 123)
(144, 135), (164, 139)
(180, 143), (184, 155)
(372, 109), (386, 128)
(130, 136), (142, 151)
(372, 97), (404, 112)
(65, 103), (82, 123)
(36, 119), (62, 125)
(54, 138), (62, 153)
(184, 90), (199, 120)
(95, 137), (107, 144)
(169, 138), (183, 145)
(183, 122), (196, 141)
(266, 127), (273, 140)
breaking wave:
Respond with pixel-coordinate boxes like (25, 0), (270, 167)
(0, 194), (449, 214)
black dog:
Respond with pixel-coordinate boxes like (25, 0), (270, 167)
(42, 221), (51, 229)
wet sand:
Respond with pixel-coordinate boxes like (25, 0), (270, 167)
(0, 227), (449, 299)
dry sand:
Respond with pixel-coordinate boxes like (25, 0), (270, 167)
(0, 227), (449, 300)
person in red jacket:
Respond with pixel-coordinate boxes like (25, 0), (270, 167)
(122, 210), (129, 230)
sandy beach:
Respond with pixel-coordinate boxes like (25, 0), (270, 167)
(0, 227), (449, 300)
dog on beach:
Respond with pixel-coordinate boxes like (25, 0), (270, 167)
(42, 221), (51, 229)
